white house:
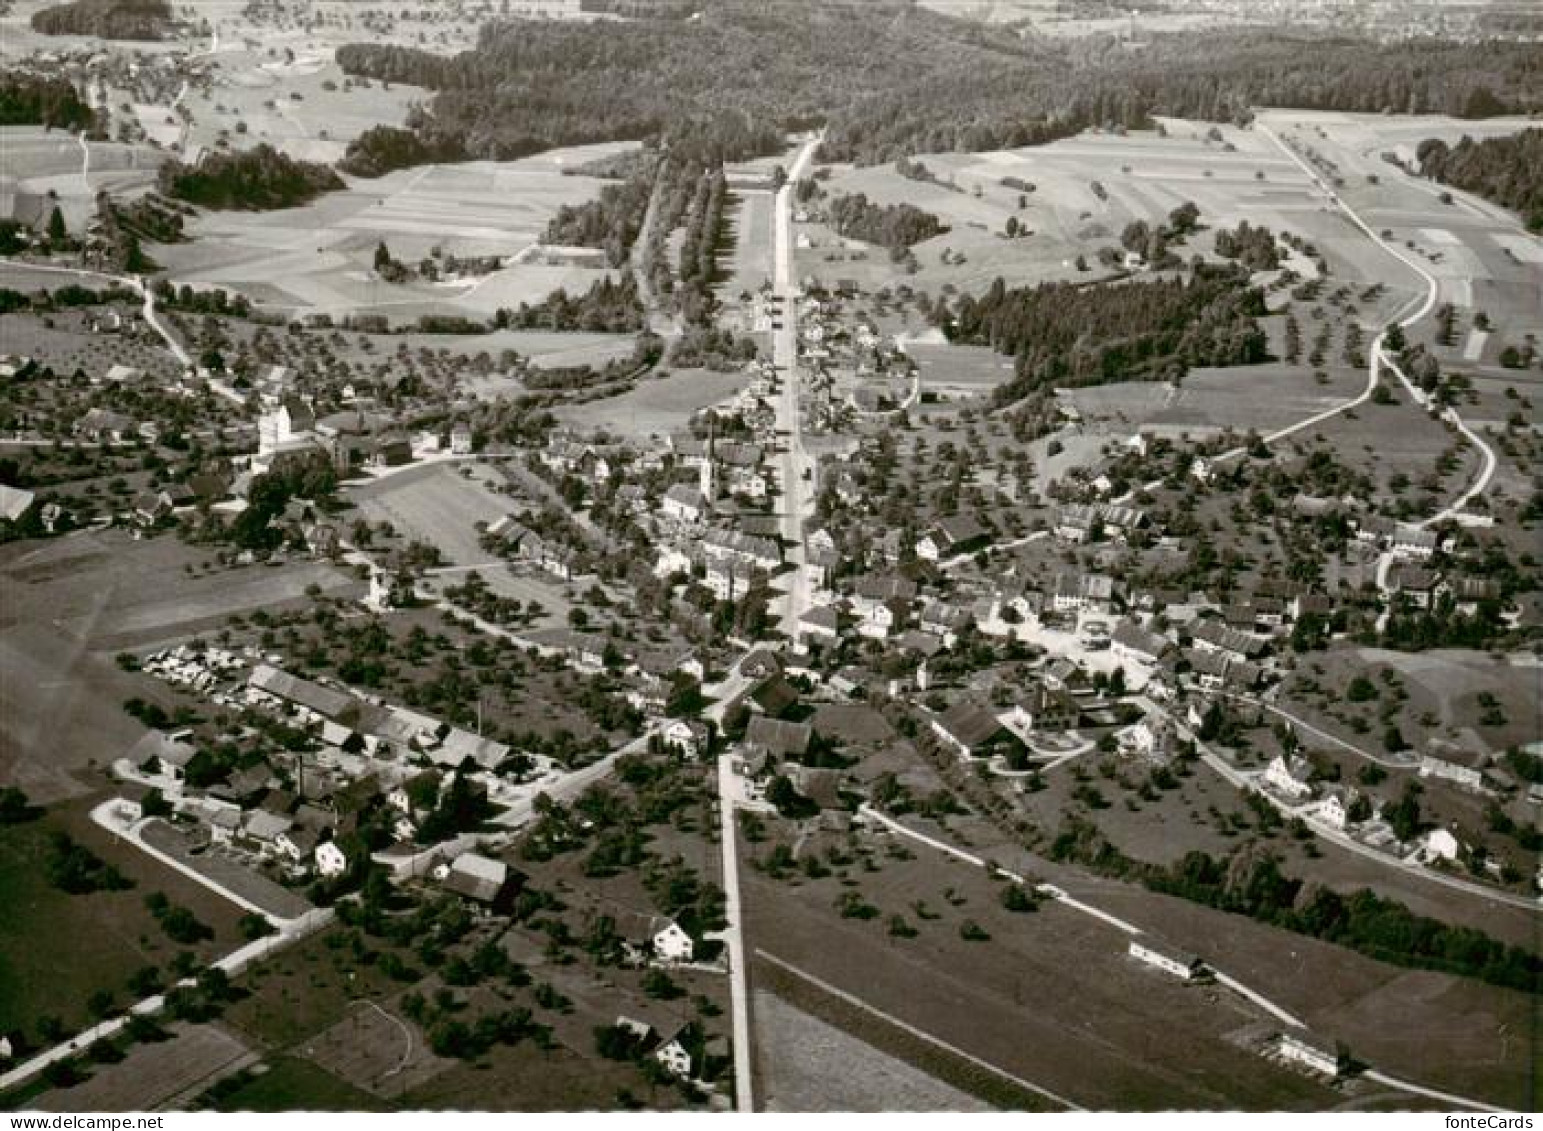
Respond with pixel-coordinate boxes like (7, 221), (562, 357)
(655, 1035), (693, 1079)
(1128, 937), (1204, 981)
(315, 840), (349, 877)
(1420, 827), (1460, 862)
(652, 919), (694, 963)
(661, 719), (709, 760)
(1263, 754), (1314, 801)
(1278, 1029), (1343, 1078)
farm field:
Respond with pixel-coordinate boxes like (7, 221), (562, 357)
(553, 367), (754, 441)
(741, 830), (1343, 1111)
(0, 129), (163, 232)
(720, 188), (776, 300)
(209, 1054), (391, 1113)
(30, 1023), (257, 1112)
(752, 989), (992, 1112)
(0, 800), (247, 1048)
(902, 808), (1538, 1111)
(0, 530), (356, 799)
(1061, 362), (1367, 439)
(349, 462), (512, 567)
(904, 342), (1016, 402)
(1258, 110), (1543, 332)
(152, 144), (638, 319)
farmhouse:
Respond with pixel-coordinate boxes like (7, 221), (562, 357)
(932, 700), (1023, 761)
(1128, 937), (1205, 980)
(1264, 754), (1315, 800)
(1419, 745), (1487, 791)
(1111, 620), (1171, 665)
(743, 715), (812, 759)
(1277, 1029), (1345, 1078)
(916, 515), (990, 561)
(1189, 619), (1267, 662)
(443, 852), (517, 908)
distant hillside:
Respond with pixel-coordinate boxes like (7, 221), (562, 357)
(1418, 129), (1543, 232)
(30, 0), (172, 40)
(0, 71), (95, 131)
(334, 1), (1543, 171)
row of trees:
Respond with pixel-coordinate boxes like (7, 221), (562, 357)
(946, 264), (1270, 402)
(1416, 129), (1543, 232)
(675, 169), (729, 325)
(1051, 818), (1540, 993)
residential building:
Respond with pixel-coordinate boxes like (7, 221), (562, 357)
(1128, 937), (1205, 980)
(1263, 754), (1315, 800)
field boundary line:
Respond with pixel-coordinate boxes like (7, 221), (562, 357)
(753, 949), (1085, 1112)
(858, 803), (1512, 1113)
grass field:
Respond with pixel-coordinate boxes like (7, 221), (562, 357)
(154, 144), (638, 320)
(0, 802), (247, 1047)
(895, 805), (1538, 1111)
(720, 189), (776, 300)
(553, 367), (755, 441)
(349, 463), (512, 567)
(1061, 362), (1367, 438)
(0, 530), (355, 801)
(752, 987), (994, 1112)
(210, 1054), (392, 1113)
(30, 1022), (256, 1112)
(303, 999), (448, 1099)
(903, 342), (1016, 402)
(743, 827), (1341, 1110)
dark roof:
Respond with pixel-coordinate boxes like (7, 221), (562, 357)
(748, 675), (799, 719)
(744, 715), (812, 757)
(937, 700), (1010, 750)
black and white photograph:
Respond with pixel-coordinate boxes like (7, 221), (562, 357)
(0, 0), (1538, 1117)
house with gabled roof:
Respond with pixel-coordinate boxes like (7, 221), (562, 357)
(932, 700), (1023, 761)
(744, 715), (812, 759)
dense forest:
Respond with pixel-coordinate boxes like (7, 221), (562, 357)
(0, 71), (96, 132)
(945, 265), (1270, 403)
(1213, 220), (1283, 271)
(824, 193), (948, 251)
(1417, 129), (1543, 232)
(494, 275), (643, 334)
(334, 3), (1543, 172)
(158, 144), (344, 210)
(337, 125), (464, 178)
(30, 0), (171, 39)
(541, 167), (657, 268)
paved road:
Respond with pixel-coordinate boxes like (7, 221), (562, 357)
(0, 258), (190, 369)
(0, 802), (332, 1095)
(701, 663), (758, 1109)
(769, 136), (821, 642)
(1256, 123), (1494, 527)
